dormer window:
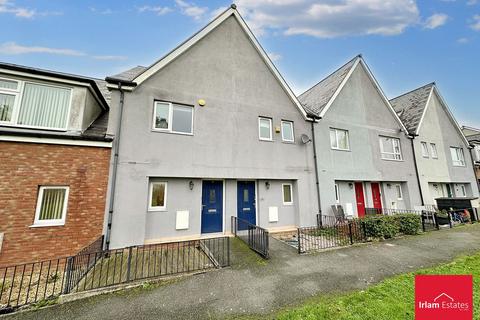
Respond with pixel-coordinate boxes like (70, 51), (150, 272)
(0, 77), (72, 130)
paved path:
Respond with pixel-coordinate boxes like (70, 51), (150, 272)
(6, 224), (480, 320)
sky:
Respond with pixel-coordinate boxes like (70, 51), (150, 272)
(0, 0), (479, 128)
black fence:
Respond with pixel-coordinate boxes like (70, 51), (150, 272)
(231, 216), (269, 259)
(298, 219), (367, 253)
(365, 208), (423, 216)
(0, 237), (230, 313)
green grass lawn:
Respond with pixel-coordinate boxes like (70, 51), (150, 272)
(247, 252), (480, 320)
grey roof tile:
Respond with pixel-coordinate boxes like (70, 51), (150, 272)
(108, 66), (147, 83)
(298, 56), (359, 117)
(390, 83), (435, 134)
(82, 111), (110, 140)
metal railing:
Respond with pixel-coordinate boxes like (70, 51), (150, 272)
(0, 237), (230, 313)
(231, 216), (269, 259)
(365, 208), (423, 216)
(298, 219), (367, 253)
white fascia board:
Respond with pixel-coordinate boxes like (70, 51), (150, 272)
(318, 57), (360, 118)
(414, 87), (434, 136)
(0, 135), (112, 148)
(131, 8), (308, 119)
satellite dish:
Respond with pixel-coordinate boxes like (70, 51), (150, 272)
(301, 134), (311, 144)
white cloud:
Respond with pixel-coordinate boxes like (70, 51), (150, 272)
(0, 42), (128, 61)
(470, 15), (480, 30)
(424, 13), (449, 29)
(467, 0), (478, 5)
(268, 52), (282, 62)
(0, 0), (61, 18)
(90, 7), (114, 15)
(175, 0), (207, 21)
(235, 0), (420, 38)
(457, 37), (469, 43)
(137, 5), (172, 15)
(0, 42), (85, 56)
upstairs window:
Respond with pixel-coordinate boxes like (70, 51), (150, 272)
(430, 143), (438, 159)
(281, 120), (294, 142)
(258, 117), (272, 141)
(421, 142), (429, 158)
(330, 128), (350, 151)
(0, 78), (72, 130)
(153, 101), (193, 135)
(34, 186), (69, 227)
(380, 136), (402, 160)
(450, 147), (465, 166)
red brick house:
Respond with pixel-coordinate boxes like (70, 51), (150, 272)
(0, 63), (112, 267)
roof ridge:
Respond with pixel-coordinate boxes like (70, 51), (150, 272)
(390, 82), (435, 102)
(298, 54), (361, 98)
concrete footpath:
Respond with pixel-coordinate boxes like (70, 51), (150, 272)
(5, 224), (480, 320)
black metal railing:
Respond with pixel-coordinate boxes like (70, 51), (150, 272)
(365, 208), (423, 216)
(0, 237), (230, 313)
(298, 219), (367, 253)
(231, 216), (269, 259)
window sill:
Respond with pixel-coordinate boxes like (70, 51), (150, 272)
(259, 138), (274, 142)
(151, 129), (193, 136)
(381, 158), (404, 162)
(282, 140), (295, 144)
(30, 222), (65, 228)
(283, 202), (294, 206)
(0, 123), (68, 132)
(148, 208), (167, 212)
(331, 148), (351, 152)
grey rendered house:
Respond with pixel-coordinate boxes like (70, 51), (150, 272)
(298, 56), (422, 218)
(104, 5), (318, 248)
(391, 83), (479, 206)
(462, 126), (480, 186)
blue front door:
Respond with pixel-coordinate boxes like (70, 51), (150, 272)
(237, 181), (256, 225)
(201, 181), (223, 233)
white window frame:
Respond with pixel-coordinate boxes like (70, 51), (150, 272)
(32, 186), (69, 227)
(394, 184), (403, 200)
(148, 181), (168, 211)
(0, 77), (72, 131)
(258, 117), (273, 141)
(334, 184), (340, 204)
(281, 120), (294, 143)
(282, 183), (293, 205)
(152, 101), (194, 135)
(430, 143), (438, 159)
(421, 142), (429, 158)
(379, 136), (403, 161)
(450, 147), (466, 167)
(330, 128), (350, 151)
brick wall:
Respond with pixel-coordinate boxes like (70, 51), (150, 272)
(0, 141), (111, 267)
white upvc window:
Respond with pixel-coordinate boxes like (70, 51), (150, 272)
(330, 128), (350, 151)
(430, 143), (438, 159)
(33, 186), (69, 227)
(394, 184), (403, 200)
(421, 142), (429, 158)
(153, 101), (194, 135)
(0, 77), (72, 130)
(450, 147), (465, 167)
(258, 117), (272, 141)
(281, 120), (294, 142)
(334, 184), (340, 204)
(379, 136), (402, 160)
(282, 183), (293, 205)
(148, 181), (167, 211)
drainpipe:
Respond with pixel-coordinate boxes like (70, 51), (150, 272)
(410, 136), (425, 205)
(105, 83), (126, 250)
(308, 115), (322, 224)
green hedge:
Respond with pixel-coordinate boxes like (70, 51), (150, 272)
(360, 213), (421, 239)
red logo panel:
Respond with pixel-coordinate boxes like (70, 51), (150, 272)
(415, 275), (472, 320)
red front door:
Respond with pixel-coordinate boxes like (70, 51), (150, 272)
(371, 182), (382, 209)
(354, 182), (365, 218)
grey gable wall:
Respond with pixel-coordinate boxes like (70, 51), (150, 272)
(415, 90), (479, 203)
(314, 63), (422, 215)
(107, 15), (318, 247)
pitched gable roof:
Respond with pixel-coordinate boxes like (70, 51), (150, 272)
(106, 5), (308, 119)
(391, 83), (470, 146)
(298, 55), (408, 133)
(390, 83), (434, 135)
(298, 56), (359, 117)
